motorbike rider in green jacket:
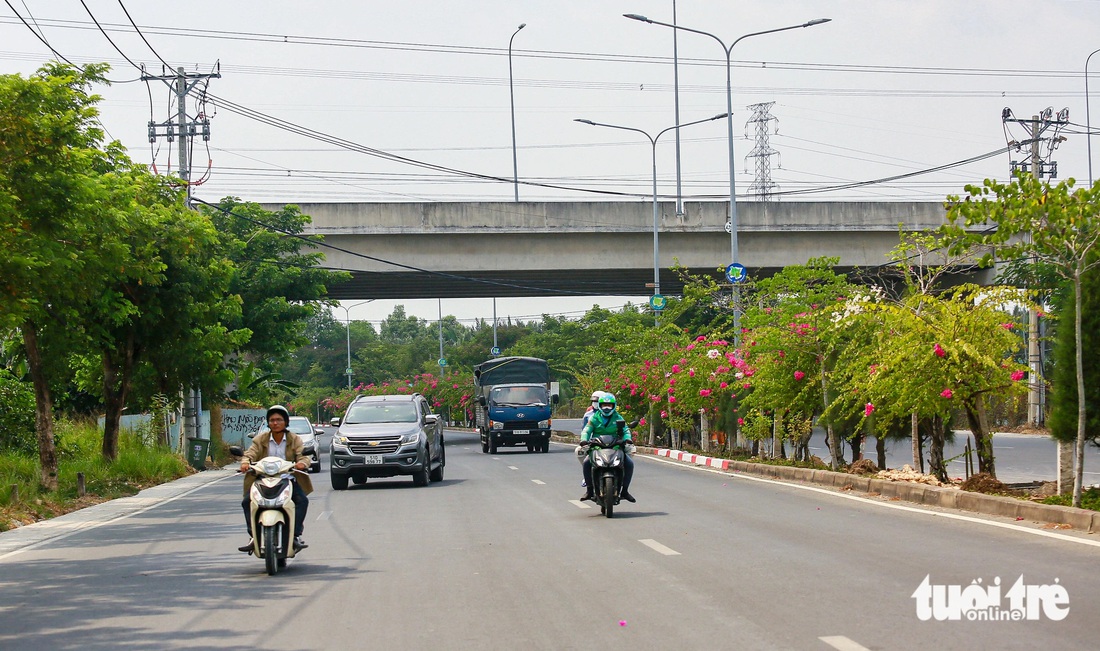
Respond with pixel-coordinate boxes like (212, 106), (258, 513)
(578, 393), (636, 503)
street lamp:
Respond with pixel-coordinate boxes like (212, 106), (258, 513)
(574, 112), (728, 321)
(624, 13), (830, 336)
(509, 23), (526, 202)
(1087, 47), (1100, 187)
(337, 300), (375, 389)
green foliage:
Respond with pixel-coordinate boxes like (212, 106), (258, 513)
(0, 371), (35, 454)
(1048, 266), (1100, 445)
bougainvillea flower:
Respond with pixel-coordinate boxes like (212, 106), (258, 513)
(688, 369), (696, 378)
(865, 403), (874, 417)
(933, 343), (946, 358)
(696, 335), (707, 342)
(737, 418), (745, 425)
(1011, 370), (1025, 382)
(660, 410), (668, 418)
(940, 389), (953, 399)
(671, 364), (681, 374)
(720, 382), (728, 389)
(794, 371), (805, 381)
(699, 389), (712, 397)
(743, 383), (751, 389)
(669, 396), (677, 404)
(1000, 323), (1015, 330)
(638, 418), (647, 426)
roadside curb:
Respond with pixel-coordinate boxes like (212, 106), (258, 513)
(640, 446), (1098, 533)
(0, 467), (236, 560)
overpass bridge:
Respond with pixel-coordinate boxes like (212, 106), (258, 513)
(278, 200), (968, 300)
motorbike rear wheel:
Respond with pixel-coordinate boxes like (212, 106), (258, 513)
(264, 524), (280, 575)
(602, 475), (615, 518)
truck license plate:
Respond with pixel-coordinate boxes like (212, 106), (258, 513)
(512, 429), (530, 435)
(363, 455), (383, 465)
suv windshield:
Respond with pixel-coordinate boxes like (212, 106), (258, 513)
(491, 386), (547, 406)
(287, 417), (313, 435)
(345, 402), (418, 424)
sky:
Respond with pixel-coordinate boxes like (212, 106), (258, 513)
(3, 0), (1100, 325)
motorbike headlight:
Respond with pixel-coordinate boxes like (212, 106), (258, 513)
(538, 419), (550, 429)
(251, 482), (293, 508)
(611, 456), (622, 467)
(400, 431), (420, 445)
(490, 421), (504, 429)
(593, 455), (608, 468)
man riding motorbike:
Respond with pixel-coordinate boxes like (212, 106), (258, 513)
(578, 393), (637, 503)
(238, 405), (314, 552)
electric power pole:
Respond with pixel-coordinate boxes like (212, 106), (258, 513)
(143, 65), (221, 451)
(1002, 106), (1070, 428)
(745, 102), (780, 201)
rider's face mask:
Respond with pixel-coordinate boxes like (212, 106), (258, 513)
(599, 404), (614, 417)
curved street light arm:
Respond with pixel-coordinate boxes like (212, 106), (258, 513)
(1086, 47), (1100, 187)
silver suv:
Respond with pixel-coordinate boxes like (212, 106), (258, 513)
(330, 393), (445, 490)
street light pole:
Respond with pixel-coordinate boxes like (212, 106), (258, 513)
(1087, 47), (1100, 187)
(509, 23), (526, 203)
(574, 113), (728, 323)
(624, 14), (830, 337)
(338, 300), (375, 389)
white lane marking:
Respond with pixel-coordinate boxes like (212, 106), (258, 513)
(639, 539), (681, 556)
(0, 473), (237, 563)
(642, 455), (1100, 549)
(316, 511), (332, 521)
(508, 466), (519, 470)
(819, 636), (871, 651)
(532, 480), (546, 485)
(569, 500), (592, 509)
(491, 457), (501, 460)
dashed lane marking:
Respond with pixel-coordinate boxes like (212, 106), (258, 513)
(819, 636), (871, 651)
(568, 500), (592, 509)
(639, 539), (681, 556)
(316, 511), (332, 521)
(508, 466), (519, 470)
(532, 480), (545, 485)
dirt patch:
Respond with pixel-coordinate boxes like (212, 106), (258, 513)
(959, 472), (1010, 494)
(876, 464), (952, 487)
(847, 458), (879, 475)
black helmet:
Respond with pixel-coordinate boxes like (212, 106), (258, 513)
(266, 404), (290, 423)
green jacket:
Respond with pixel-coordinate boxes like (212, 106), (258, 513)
(581, 410), (632, 442)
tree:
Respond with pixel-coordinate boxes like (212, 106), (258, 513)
(0, 63), (119, 489)
(1047, 264), (1100, 461)
(944, 175), (1100, 506)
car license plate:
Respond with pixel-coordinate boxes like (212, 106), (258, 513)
(363, 455), (383, 465)
(512, 429), (530, 435)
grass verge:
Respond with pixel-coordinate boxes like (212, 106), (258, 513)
(0, 420), (192, 532)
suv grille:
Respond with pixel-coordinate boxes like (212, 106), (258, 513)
(347, 436), (402, 455)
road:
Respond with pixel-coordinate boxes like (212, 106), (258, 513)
(1, 428), (1097, 650)
(556, 418), (1100, 485)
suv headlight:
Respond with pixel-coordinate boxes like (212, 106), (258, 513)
(400, 431), (421, 445)
(490, 421), (504, 429)
(332, 434), (350, 450)
(538, 419), (551, 429)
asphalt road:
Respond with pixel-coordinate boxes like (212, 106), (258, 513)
(556, 418), (1100, 485)
(1, 428), (1098, 650)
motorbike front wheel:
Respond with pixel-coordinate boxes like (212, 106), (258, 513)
(263, 524), (280, 575)
(602, 475), (615, 518)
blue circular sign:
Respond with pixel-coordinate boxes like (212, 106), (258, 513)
(438, 358), (448, 367)
(725, 263), (747, 284)
(491, 346), (501, 356)
(649, 294), (667, 311)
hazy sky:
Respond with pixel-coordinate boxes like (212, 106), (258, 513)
(4, 1), (1100, 323)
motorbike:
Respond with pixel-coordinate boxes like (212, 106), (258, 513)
(583, 422), (630, 518)
(233, 452), (305, 575)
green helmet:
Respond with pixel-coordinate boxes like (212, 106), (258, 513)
(597, 393), (616, 416)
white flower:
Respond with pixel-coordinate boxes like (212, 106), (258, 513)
(707, 349), (721, 359)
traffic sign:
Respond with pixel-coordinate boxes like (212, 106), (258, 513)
(725, 263), (747, 284)
(649, 294), (667, 311)
(491, 346), (501, 356)
(438, 358), (448, 367)
(345, 367), (353, 375)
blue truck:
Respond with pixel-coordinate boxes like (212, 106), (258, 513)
(474, 356), (558, 454)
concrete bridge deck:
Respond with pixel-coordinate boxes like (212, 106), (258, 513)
(271, 200), (963, 299)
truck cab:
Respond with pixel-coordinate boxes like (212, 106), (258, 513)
(474, 356), (558, 454)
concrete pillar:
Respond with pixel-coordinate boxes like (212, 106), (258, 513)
(699, 409), (709, 453)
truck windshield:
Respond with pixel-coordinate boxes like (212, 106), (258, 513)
(344, 403), (418, 424)
(491, 387), (547, 406)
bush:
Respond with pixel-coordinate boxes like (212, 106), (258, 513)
(0, 371), (35, 455)
(1042, 487), (1100, 512)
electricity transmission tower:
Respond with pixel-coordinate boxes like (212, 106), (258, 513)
(745, 101), (780, 201)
